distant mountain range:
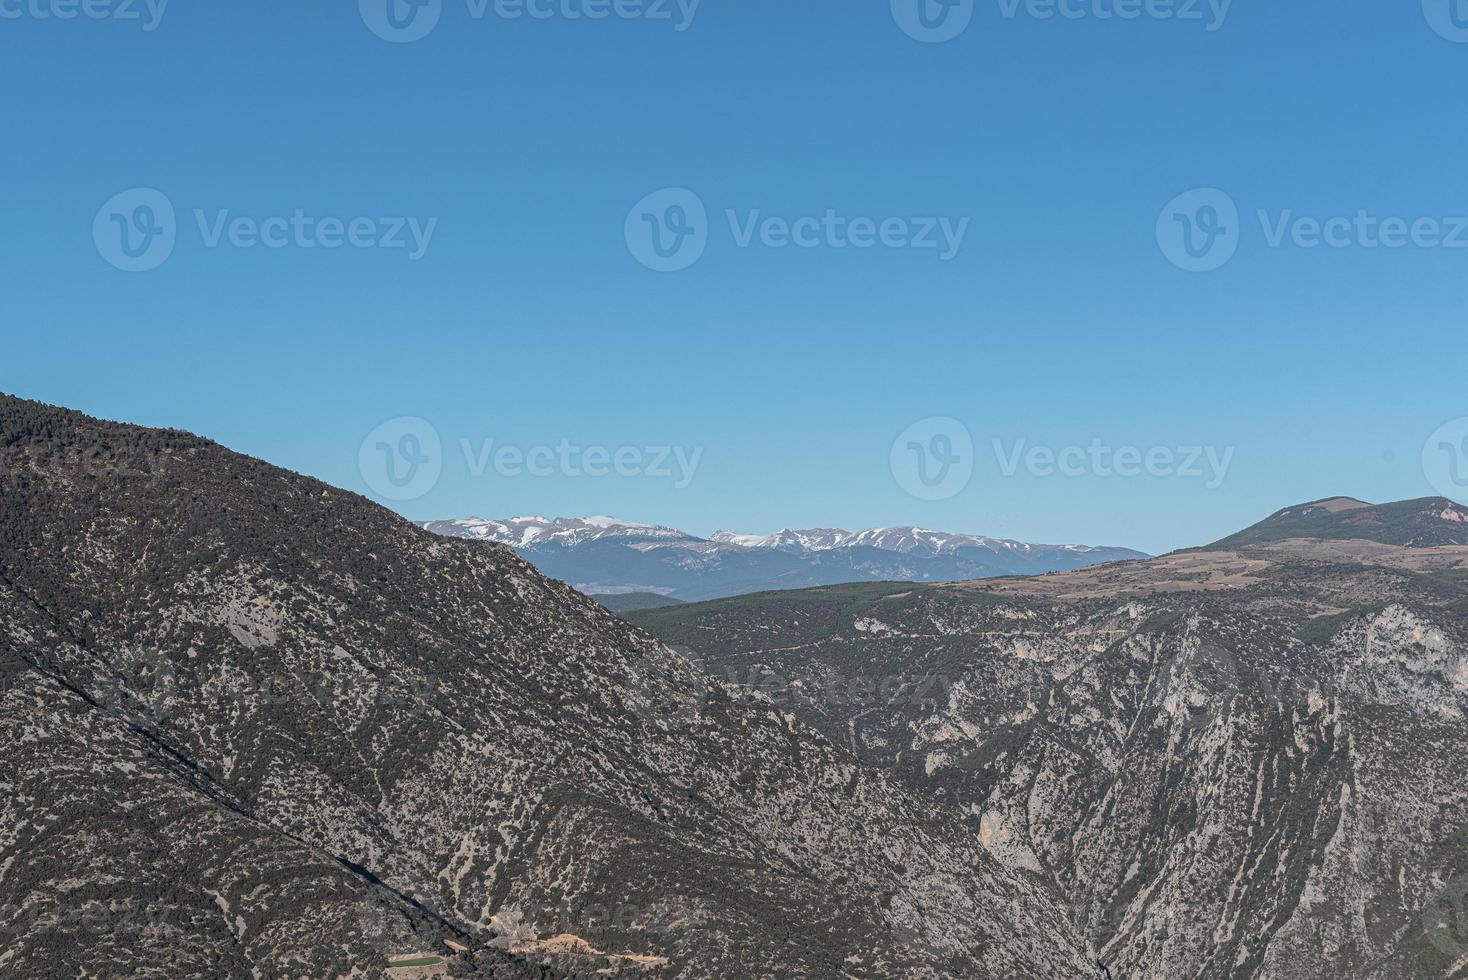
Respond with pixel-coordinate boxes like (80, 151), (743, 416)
(420, 515), (1150, 602)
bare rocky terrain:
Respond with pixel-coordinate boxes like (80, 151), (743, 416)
(10, 392), (1466, 978)
(630, 500), (1468, 978)
(0, 394), (1093, 979)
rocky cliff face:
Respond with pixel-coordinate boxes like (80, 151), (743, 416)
(631, 538), (1468, 978)
(0, 394), (1092, 979)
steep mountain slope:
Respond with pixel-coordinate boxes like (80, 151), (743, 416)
(425, 516), (1147, 603)
(1208, 496), (1468, 550)
(0, 394), (1092, 979)
(630, 529), (1468, 978)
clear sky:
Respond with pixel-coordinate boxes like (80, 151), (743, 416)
(5, 1), (1467, 555)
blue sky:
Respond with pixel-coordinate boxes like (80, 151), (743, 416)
(4, 1), (1467, 555)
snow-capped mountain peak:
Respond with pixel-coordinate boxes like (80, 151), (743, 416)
(423, 515), (1148, 601)
(426, 517), (1138, 560)
(710, 525), (1060, 558)
(420, 515), (690, 549)
(709, 528), (851, 553)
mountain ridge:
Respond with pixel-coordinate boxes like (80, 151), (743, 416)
(428, 514), (1141, 556)
(0, 391), (1094, 978)
(423, 515), (1149, 603)
(1206, 495), (1468, 550)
